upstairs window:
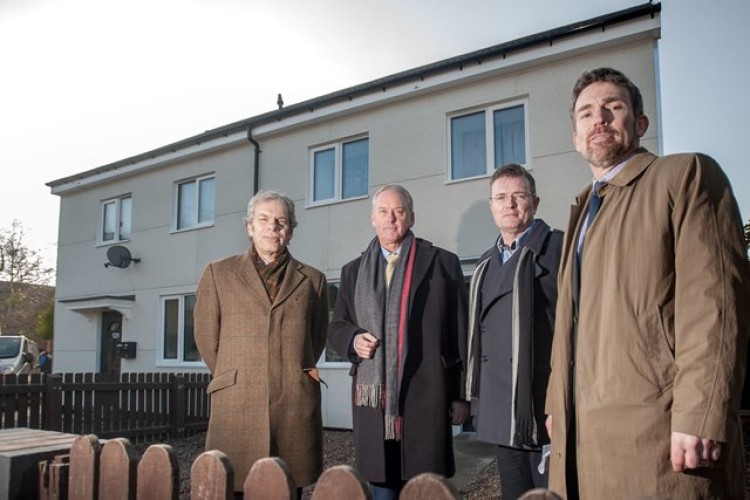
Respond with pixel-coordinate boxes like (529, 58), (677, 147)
(310, 137), (369, 204)
(176, 175), (215, 230)
(450, 101), (528, 180)
(101, 195), (132, 243)
(161, 294), (200, 364)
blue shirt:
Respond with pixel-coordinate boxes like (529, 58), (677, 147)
(497, 220), (537, 264)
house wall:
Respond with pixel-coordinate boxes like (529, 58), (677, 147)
(267, 40), (659, 276)
(54, 145), (254, 372)
(52, 21), (660, 429)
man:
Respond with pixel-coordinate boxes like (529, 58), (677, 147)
(194, 190), (329, 497)
(328, 184), (469, 500)
(545, 67), (749, 498)
(466, 164), (562, 499)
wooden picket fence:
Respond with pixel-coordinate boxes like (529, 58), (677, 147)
(0, 372), (210, 441)
(37, 434), (464, 500)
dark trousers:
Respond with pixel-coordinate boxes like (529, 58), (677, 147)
(496, 446), (547, 500)
(369, 440), (406, 500)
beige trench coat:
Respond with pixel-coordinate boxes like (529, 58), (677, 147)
(194, 249), (328, 490)
(545, 149), (749, 499)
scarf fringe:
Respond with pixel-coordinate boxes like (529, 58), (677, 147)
(384, 415), (401, 440)
(354, 384), (382, 408)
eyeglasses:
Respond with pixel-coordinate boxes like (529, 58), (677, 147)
(490, 192), (534, 204)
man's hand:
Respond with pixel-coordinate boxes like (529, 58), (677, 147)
(353, 332), (380, 359)
(670, 431), (721, 472)
(450, 400), (470, 425)
(545, 415), (552, 439)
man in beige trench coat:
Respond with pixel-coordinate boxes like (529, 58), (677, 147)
(195, 190), (329, 497)
(545, 68), (749, 498)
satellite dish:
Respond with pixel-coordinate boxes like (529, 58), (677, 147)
(105, 245), (141, 269)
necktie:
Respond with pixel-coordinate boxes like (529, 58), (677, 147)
(385, 253), (399, 287)
(587, 180), (605, 226)
(577, 181), (606, 259)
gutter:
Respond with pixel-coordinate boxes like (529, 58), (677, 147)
(247, 127), (261, 195)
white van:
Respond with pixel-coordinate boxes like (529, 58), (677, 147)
(0, 336), (40, 374)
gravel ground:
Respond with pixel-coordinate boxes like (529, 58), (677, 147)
(137, 427), (749, 499)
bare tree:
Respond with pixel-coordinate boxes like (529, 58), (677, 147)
(0, 219), (53, 286)
(0, 220), (54, 340)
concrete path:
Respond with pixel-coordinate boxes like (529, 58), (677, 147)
(448, 432), (496, 492)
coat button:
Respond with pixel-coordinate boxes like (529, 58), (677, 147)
(481, 355), (489, 362)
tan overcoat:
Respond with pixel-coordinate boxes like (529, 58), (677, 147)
(545, 149), (749, 499)
(194, 248), (328, 490)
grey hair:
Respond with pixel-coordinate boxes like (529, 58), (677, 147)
(245, 190), (297, 230)
(372, 184), (414, 216)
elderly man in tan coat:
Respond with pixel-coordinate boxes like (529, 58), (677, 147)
(195, 190), (329, 497)
(545, 67), (749, 499)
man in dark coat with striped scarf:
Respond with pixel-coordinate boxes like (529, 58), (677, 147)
(465, 164), (562, 499)
(329, 184), (469, 500)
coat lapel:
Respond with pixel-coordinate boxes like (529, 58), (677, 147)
(234, 249), (272, 305)
(232, 249), (308, 307)
(480, 221), (552, 319)
(273, 258), (306, 308)
(408, 238), (434, 301)
(479, 248), (516, 317)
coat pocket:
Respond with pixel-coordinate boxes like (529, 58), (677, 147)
(441, 355), (462, 370)
(206, 368), (238, 394)
(304, 367), (328, 388)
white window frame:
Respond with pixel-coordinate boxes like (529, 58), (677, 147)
(319, 279), (350, 367)
(173, 174), (215, 232)
(158, 293), (204, 367)
(308, 136), (369, 206)
(98, 194), (132, 245)
(447, 98), (531, 182)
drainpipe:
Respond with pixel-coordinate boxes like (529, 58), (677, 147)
(247, 127), (261, 195)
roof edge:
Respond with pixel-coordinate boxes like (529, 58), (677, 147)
(47, 1), (660, 188)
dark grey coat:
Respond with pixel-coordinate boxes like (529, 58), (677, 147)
(467, 220), (562, 448)
(328, 238), (468, 483)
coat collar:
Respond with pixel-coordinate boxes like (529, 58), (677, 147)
(572, 148), (657, 205)
(475, 220), (553, 311)
(478, 219), (553, 265)
(234, 247), (307, 307)
(409, 237), (436, 293)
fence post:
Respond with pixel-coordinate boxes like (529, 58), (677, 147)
(44, 374), (63, 432)
(310, 465), (370, 500)
(191, 450), (233, 500)
(137, 444), (179, 500)
(399, 473), (458, 500)
(244, 457), (295, 500)
(39, 454), (69, 500)
(68, 434), (101, 500)
(171, 374), (186, 438)
(98, 438), (138, 500)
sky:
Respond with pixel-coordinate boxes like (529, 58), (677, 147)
(0, 0), (677, 272)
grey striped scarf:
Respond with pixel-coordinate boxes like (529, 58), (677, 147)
(353, 231), (414, 440)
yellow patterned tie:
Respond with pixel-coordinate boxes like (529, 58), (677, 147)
(385, 253), (399, 288)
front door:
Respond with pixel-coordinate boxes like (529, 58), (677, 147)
(100, 311), (122, 376)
